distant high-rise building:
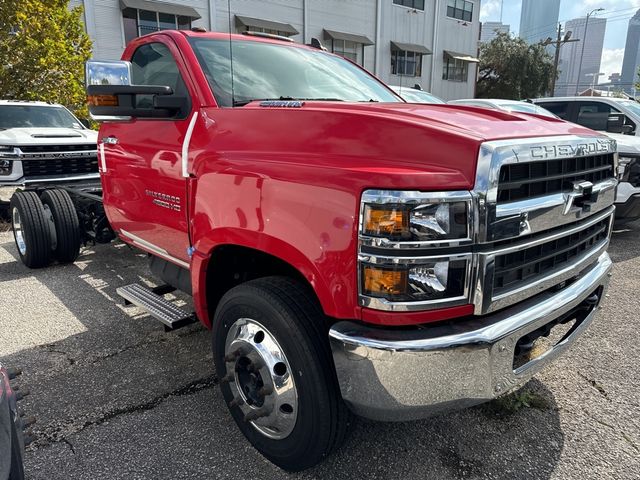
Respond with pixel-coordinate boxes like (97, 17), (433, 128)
(555, 16), (607, 96)
(519, 0), (561, 48)
(480, 21), (509, 44)
(621, 10), (640, 94)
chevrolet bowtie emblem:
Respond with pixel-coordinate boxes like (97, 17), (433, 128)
(563, 181), (595, 215)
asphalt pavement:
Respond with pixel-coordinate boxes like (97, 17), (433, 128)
(0, 225), (638, 480)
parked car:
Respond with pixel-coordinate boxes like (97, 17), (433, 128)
(0, 101), (99, 218)
(532, 97), (640, 223)
(448, 98), (558, 117)
(12, 30), (617, 471)
(389, 85), (445, 104)
(0, 364), (28, 480)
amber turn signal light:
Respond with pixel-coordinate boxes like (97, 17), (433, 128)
(87, 94), (118, 107)
(363, 266), (407, 296)
(363, 206), (408, 237)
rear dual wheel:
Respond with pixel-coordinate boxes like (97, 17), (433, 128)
(212, 276), (349, 472)
(10, 191), (51, 268)
(10, 189), (80, 268)
(40, 189), (81, 264)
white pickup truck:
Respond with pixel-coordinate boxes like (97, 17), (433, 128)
(0, 101), (99, 215)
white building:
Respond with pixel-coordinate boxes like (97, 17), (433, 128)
(69, 0), (480, 100)
(555, 16), (607, 97)
(480, 21), (509, 44)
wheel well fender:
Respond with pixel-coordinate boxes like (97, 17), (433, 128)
(191, 229), (333, 328)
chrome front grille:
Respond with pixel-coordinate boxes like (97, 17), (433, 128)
(473, 135), (618, 315)
(497, 153), (615, 203)
(492, 215), (610, 295)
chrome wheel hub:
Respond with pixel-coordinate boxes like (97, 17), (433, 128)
(12, 207), (26, 255)
(224, 318), (298, 440)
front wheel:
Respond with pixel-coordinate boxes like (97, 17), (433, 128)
(212, 276), (349, 472)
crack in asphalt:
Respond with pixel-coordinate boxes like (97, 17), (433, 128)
(581, 408), (639, 456)
(33, 325), (206, 373)
(38, 345), (77, 366)
(577, 371), (609, 399)
(61, 438), (76, 455)
(29, 375), (218, 451)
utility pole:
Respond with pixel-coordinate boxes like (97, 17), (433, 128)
(575, 8), (605, 96)
(544, 24), (579, 97)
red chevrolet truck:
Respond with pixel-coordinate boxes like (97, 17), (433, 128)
(9, 30), (616, 471)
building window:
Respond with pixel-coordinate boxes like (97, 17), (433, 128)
(393, 0), (425, 10)
(446, 0), (473, 22)
(442, 53), (468, 82)
(122, 8), (192, 44)
(391, 50), (423, 76)
(332, 39), (360, 64)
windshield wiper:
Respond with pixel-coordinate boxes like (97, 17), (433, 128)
(234, 96), (345, 106)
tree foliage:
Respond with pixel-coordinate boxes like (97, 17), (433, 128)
(0, 0), (92, 117)
(477, 32), (555, 100)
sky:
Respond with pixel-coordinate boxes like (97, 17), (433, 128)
(479, 0), (640, 84)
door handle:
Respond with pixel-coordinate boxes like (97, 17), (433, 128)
(101, 136), (118, 145)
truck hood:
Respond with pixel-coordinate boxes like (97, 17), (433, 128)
(0, 127), (98, 146)
(196, 102), (611, 193)
(324, 102), (601, 142)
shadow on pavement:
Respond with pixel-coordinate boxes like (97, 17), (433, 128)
(610, 220), (640, 263)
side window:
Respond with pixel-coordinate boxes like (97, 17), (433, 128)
(576, 102), (620, 131)
(130, 42), (190, 117)
(537, 102), (569, 120)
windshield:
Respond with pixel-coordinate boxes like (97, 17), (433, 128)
(392, 88), (445, 104)
(189, 39), (401, 107)
(0, 105), (83, 130)
(618, 101), (640, 118)
(501, 103), (558, 118)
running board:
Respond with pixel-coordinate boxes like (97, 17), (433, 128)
(117, 283), (197, 331)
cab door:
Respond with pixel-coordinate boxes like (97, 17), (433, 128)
(100, 38), (197, 267)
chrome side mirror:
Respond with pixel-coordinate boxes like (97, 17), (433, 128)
(85, 60), (132, 87)
(86, 60), (133, 121)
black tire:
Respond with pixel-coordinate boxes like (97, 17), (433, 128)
(40, 189), (81, 263)
(212, 276), (350, 472)
(9, 191), (51, 268)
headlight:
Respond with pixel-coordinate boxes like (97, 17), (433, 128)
(360, 190), (472, 245)
(0, 159), (11, 175)
(361, 257), (469, 303)
(618, 156), (640, 186)
(0, 146), (17, 175)
(358, 190), (473, 309)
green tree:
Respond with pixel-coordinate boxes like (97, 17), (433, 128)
(0, 0), (92, 117)
(477, 32), (555, 100)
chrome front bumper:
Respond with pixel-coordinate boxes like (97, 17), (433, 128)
(329, 252), (612, 421)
